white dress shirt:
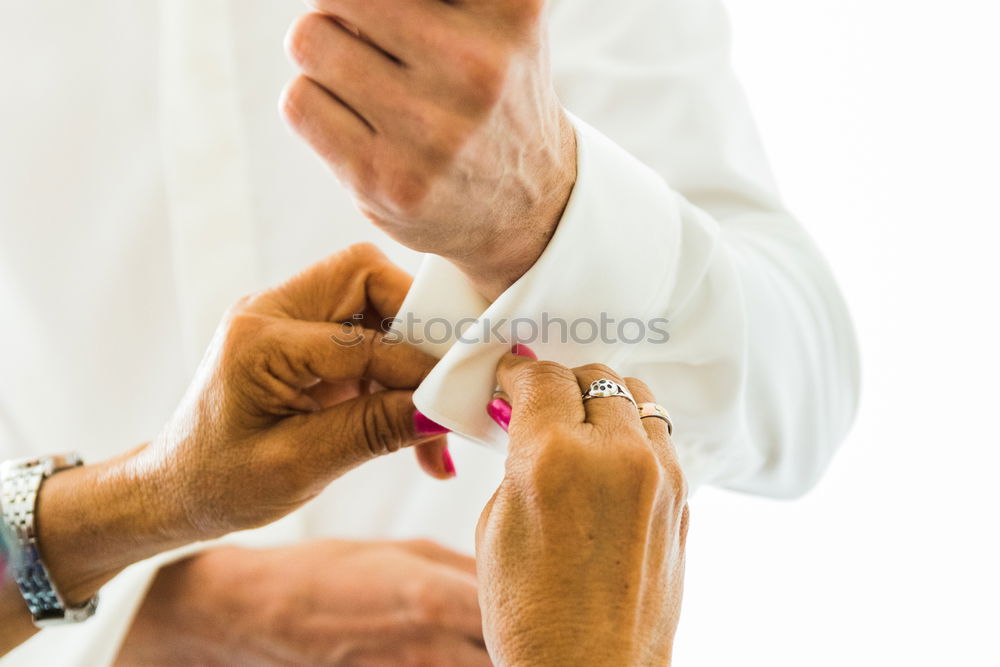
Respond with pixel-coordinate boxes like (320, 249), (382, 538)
(0, 0), (859, 663)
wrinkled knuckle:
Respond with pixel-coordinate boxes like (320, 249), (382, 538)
(361, 396), (406, 457)
(357, 323), (379, 355)
(522, 360), (573, 387)
(223, 313), (267, 355)
(216, 314), (272, 396)
(510, 361), (572, 408)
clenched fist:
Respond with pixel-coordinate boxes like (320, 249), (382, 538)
(282, 0), (577, 299)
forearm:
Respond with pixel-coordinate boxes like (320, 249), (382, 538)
(35, 445), (195, 605)
(0, 445), (198, 657)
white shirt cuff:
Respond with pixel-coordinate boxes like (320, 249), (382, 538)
(394, 113), (714, 451)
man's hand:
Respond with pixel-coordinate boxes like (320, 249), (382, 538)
(281, 0), (577, 300)
(115, 540), (490, 667)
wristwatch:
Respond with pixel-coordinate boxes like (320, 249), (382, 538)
(0, 453), (99, 627)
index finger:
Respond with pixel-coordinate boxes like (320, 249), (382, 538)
(262, 243), (413, 322)
(495, 354), (585, 444)
(259, 319), (436, 391)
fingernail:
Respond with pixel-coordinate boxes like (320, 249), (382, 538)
(512, 344), (537, 359)
(487, 398), (512, 432)
(441, 447), (457, 477)
(414, 411), (450, 436)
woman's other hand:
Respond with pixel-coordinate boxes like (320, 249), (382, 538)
(477, 353), (689, 666)
(35, 243), (449, 606)
(139, 242), (452, 538)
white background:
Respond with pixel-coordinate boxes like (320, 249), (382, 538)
(676, 2), (1000, 665)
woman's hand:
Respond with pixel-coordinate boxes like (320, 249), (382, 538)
(135, 242), (449, 539)
(477, 353), (690, 666)
(32, 243), (450, 608)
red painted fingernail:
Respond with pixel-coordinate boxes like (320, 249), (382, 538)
(512, 344), (537, 359)
(414, 411), (450, 436)
(487, 398), (512, 433)
(441, 447), (457, 477)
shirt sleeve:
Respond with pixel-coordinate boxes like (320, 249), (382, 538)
(394, 0), (860, 498)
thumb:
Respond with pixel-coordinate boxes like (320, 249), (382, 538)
(278, 389), (434, 469)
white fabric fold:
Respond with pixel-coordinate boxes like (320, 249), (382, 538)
(396, 111), (859, 497)
(395, 113), (698, 452)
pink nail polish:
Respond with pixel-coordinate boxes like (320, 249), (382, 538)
(442, 448), (457, 477)
(414, 411), (450, 436)
(487, 398), (512, 432)
(512, 344), (537, 359)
